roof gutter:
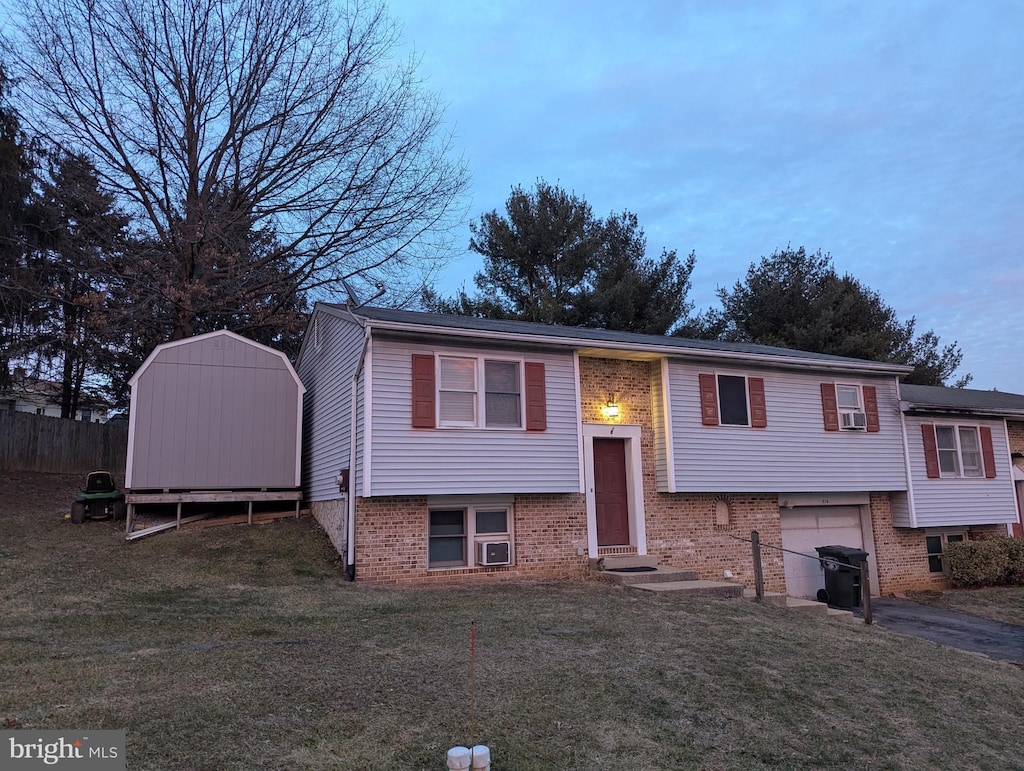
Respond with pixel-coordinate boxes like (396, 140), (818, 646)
(900, 401), (1024, 419)
(359, 317), (913, 377)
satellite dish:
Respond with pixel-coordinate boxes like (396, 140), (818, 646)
(341, 278), (360, 307)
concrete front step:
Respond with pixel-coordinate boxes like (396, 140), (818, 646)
(742, 589), (858, 623)
(628, 579), (744, 599)
(591, 554), (660, 570)
(596, 565), (701, 586)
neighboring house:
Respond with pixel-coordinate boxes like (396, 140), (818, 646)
(898, 385), (1024, 561)
(0, 368), (110, 423)
(298, 303), (973, 597)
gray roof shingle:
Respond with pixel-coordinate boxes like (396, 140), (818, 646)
(332, 304), (913, 374)
(900, 383), (1024, 416)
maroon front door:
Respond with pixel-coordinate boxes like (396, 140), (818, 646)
(594, 438), (630, 546)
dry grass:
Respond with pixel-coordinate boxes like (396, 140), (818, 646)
(2, 472), (1023, 770)
(906, 586), (1024, 626)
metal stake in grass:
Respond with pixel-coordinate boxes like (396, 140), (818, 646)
(469, 620), (477, 748)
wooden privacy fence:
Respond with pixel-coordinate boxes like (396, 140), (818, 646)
(0, 411), (128, 474)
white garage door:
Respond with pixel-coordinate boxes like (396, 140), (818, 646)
(780, 506), (863, 600)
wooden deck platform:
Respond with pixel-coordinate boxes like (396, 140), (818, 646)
(125, 489), (302, 539)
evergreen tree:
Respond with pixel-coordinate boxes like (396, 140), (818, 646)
(425, 181), (695, 335)
(705, 247), (969, 386)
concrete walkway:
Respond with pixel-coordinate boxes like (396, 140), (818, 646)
(863, 598), (1024, 665)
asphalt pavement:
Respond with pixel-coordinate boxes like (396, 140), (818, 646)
(862, 598), (1024, 665)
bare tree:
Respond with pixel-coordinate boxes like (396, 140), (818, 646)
(6, 0), (467, 339)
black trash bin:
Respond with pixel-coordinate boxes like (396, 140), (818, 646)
(814, 545), (869, 609)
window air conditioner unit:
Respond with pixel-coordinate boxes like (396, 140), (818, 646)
(477, 540), (511, 566)
(841, 411), (867, 430)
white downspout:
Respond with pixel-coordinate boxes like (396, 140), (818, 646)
(346, 376), (359, 575)
(346, 315), (371, 580)
(896, 379), (918, 528)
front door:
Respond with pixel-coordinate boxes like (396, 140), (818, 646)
(594, 437), (630, 546)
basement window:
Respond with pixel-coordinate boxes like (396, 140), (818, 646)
(427, 498), (514, 569)
(926, 532), (965, 573)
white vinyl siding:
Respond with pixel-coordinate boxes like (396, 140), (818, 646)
(297, 310), (366, 501)
(905, 415), (1018, 526)
(368, 336), (581, 496)
(651, 360), (671, 491)
(665, 362), (907, 493)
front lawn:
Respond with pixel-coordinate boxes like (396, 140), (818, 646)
(2, 472), (1023, 769)
(907, 586), (1024, 626)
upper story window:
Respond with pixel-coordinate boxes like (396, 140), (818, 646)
(412, 353), (547, 431)
(820, 382), (879, 432)
(935, 425), (984, 478)
(836, 384), (867, 430)
(698, 373), (767, 428)
(438, 356), (522, 428)
(438, 356), (479, 426)
(718, 375), (749, 426)
(921, 423), (996, 480)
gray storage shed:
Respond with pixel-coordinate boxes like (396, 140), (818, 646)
(126, 330), (304, 491)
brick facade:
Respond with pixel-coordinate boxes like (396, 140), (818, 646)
(1008, 420), (1024, 454)
(351, 494), (589, 585)
(868, 493), (947, 592)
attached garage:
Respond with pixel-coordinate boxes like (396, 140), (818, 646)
(780, 504), (873, 600)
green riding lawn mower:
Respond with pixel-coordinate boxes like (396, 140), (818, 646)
(71, 471), (127, 523)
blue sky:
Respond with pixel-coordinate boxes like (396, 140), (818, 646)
(388, 0), (1023, 393)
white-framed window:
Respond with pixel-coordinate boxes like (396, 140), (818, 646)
(935, 425), (984, 478)
(925, 532), (965, 573)
(437, 355), (523, 429)
(717, 374), (749, 426)
(836, 384), (867, 430)
(427, 498), (514, 569)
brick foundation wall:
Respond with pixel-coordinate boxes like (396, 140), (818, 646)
(352, 493), (589, 585)
(868, 493), (946, 593)
(869, 493), (1010, 593)
(645, 493), (788, 592)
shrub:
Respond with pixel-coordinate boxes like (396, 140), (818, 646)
(1005, 538), (1024, 586)
(946, 538), (1012, 589)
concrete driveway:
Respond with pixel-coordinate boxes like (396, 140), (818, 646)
(863, 598), (1024, 665)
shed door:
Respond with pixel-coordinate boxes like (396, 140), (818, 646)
(594, 438), (630, 547)
(780, 507), (863, 600)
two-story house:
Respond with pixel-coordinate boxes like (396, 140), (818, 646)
(895, 384), (1024, 579)
(297, 303), (1022, 597)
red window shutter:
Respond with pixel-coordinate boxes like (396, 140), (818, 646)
(820, 383), (839, 431)
(524, 362), (547, 431)
(921, 424), (940, 478)
(411, 354), (435, 428)
(748, 377), (767, 428)
(980, 426), (997, 478)
(698, 373), (719, 426)
(862, 385), (880, 433)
